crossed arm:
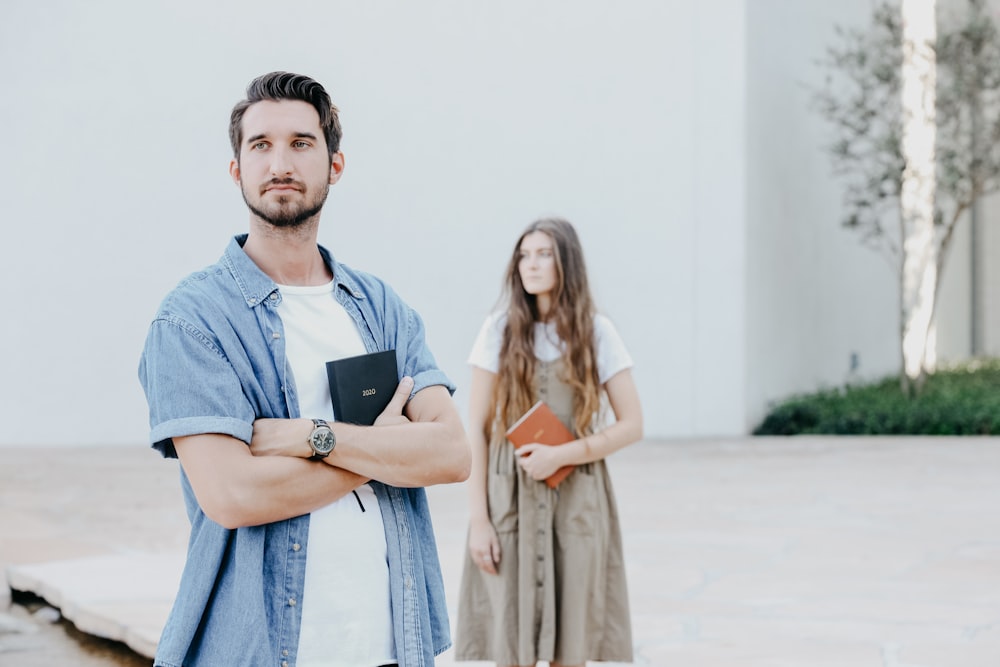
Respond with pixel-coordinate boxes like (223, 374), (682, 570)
(174, 379), (471, 529)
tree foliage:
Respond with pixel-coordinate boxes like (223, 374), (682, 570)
(812, 0), (1000, 392)
(814, 3), (906, 263)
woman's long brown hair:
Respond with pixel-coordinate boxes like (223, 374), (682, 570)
(492, 218), (603, 439)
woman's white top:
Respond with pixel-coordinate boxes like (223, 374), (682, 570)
(467, 311), (633, 384)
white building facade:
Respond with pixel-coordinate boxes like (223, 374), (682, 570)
(0, 0), (993, 445)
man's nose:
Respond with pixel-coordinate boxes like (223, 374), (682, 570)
(269, 147), (294, 176)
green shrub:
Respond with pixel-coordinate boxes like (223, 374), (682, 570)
(754, 358), (1000, 435)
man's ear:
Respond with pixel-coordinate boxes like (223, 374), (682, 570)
(329, 152), (345, 185)
(229, 159), (241, 185)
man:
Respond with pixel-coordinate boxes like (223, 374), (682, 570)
(139, 71), (470, 667)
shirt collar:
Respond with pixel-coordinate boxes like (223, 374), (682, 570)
(223, 234), (365, 307)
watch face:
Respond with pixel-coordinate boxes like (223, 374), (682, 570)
(311, 428), (335, 454)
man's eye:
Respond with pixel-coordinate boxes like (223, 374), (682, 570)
(293, 140), (309, 148)
(252, 142), (268, 150)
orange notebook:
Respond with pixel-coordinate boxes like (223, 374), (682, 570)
(505, 400), (576, 488)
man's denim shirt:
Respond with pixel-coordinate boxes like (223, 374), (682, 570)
(139, 235), (454, 667)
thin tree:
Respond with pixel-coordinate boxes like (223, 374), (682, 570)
(813, 0), (1000, 394)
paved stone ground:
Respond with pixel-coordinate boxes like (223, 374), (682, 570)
(2, 438), (999, 666)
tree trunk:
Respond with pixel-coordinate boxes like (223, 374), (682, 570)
(899, 0), (938, 396)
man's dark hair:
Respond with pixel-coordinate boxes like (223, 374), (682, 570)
(229, 71), (343, 160)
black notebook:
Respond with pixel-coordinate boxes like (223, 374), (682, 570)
(325, 349), (399, 425)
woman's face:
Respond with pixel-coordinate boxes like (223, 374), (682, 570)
(518, 231), (559, 298)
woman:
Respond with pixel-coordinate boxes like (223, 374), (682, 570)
(455, 217), (643, 667)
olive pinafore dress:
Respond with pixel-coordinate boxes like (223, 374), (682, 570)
(455, 359), (633, 665)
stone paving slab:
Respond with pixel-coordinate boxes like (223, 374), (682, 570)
(2, 438), (999, 666)
(7, 553), (182, 658)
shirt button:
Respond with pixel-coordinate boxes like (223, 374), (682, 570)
(282, 662), (289, 667)
(288, 597), (297, 606)
(405, 575), (413, 589)
(292, 543), (301, 551)
(269, 293), (278, 300)
(282, 649), (289, 657)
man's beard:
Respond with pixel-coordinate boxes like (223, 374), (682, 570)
(243, 179), (330, 228)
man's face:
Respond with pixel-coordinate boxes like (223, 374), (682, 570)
(229, 100), (343, 228)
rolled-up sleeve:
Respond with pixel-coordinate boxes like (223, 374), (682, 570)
(397, 302), (455, 397)
(139, 315), (255, 458)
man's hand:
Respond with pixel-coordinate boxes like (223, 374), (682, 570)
(374, 376), (414, 426)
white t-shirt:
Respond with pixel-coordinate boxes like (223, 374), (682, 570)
(467, 311), (633, 384)
(278, 281), (395, 667)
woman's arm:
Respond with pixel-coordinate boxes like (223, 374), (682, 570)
(465, 366), (502, 573)
(515, 368), (643, 481)
(466, 367), (496, 523)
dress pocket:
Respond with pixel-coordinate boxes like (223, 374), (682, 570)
(487, 467), (519, 534)
(553, 465), (599, 536)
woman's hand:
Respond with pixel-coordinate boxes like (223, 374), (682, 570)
(468, 516), (501, 575)
(516, 442), (568, 481)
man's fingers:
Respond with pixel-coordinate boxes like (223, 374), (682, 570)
(385, 376), (414, 414)
(373, 377), (413, 426)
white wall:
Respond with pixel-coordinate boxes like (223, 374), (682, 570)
(1, 0), (754, 445)
(691, 2), (748, 435)
(6, 1), (976, 445)
(976, 191), (1000, 354)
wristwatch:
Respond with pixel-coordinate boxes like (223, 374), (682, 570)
(308, 418), (336, 459)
